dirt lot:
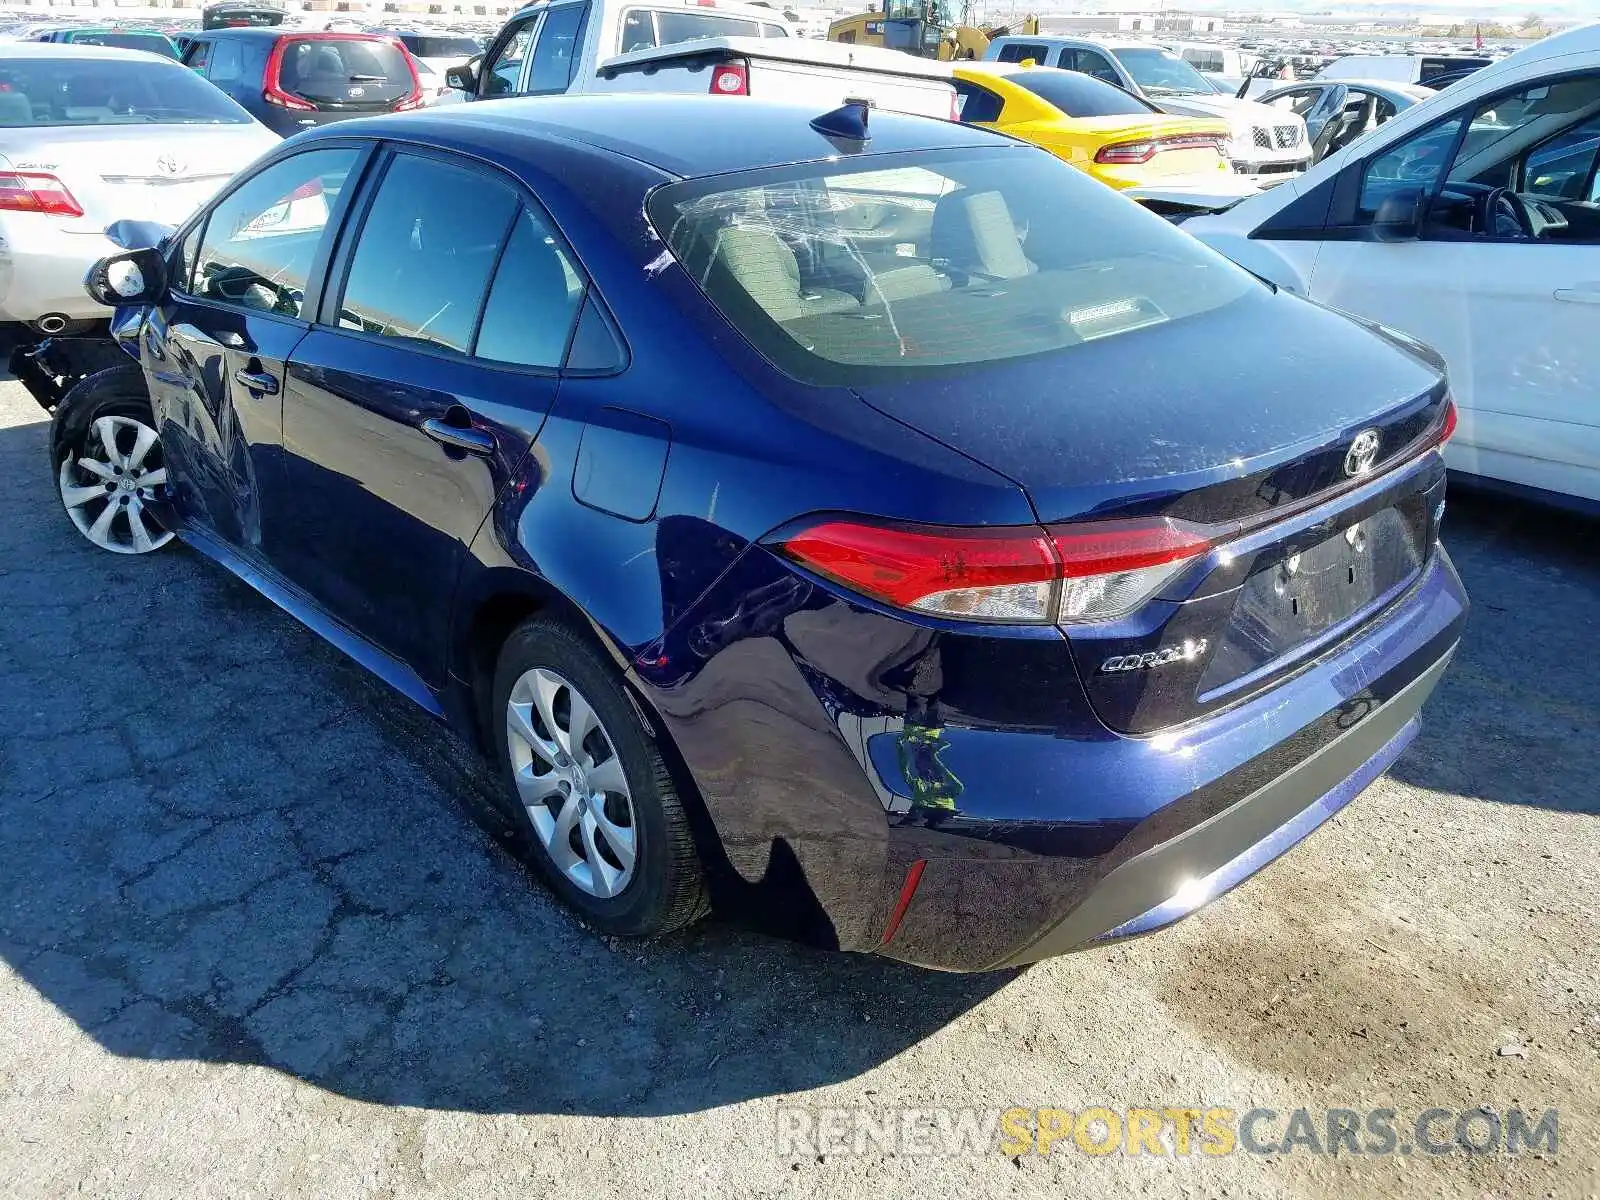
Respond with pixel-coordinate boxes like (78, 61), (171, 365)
(0, 378), (1595, 1199)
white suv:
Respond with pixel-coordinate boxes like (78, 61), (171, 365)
(984, 35), (1312, 185)
(1181, 23), (1600, 508)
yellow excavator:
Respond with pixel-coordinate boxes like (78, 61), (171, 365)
(826, 2), (1039, 62)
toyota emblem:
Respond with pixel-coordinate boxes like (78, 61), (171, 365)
(1344, 428), (1382, 477)
(156, 154), (184, 176)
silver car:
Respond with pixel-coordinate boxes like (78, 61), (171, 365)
(0, 42), (277, 334)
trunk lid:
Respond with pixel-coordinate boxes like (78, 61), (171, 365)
(852, 289), (1451, 732)
(5, 124), (277, 232)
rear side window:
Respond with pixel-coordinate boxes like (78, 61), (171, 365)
(526, 4), (587, 93)
(475, 206), (586, 367)
(620, 8), (759, 52)
(652, 149), (1255, 383)
(996, 42), (1048, 64)
(208, 39), (244, 83)
(952, 79), (1003, 123)
(336, 154), (519, 354)
(185, 40), (212, 71)
(191, 148), (360, 316)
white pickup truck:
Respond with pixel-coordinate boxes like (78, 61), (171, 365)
(445, 0), (959, 120)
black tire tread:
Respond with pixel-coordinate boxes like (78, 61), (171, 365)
(492, 616), (708, 936)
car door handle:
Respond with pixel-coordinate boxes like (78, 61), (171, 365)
(1553, 285), (1600, 304)
(421, 417), (495, 456)
(233, 368), (278, 395)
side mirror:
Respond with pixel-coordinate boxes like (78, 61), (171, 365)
(1372, 186), (1425, 242)
(446, 61), (478, 92)
(84, 247), (167, 307)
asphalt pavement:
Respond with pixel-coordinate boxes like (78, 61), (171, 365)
(0, 378), (1595, 1199)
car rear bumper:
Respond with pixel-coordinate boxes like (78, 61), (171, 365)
(870, 547), (1466, 971)
(0, 220), (118, 324)
(638, 521), (1467, 971)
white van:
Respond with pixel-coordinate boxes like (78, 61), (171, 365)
(1168, 42), (1256, 91)
(1317, 53), (1491, 89)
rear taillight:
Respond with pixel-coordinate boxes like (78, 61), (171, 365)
(709, 61), (748, 95)
(1094, 134), (1227, 165)
(1435, 396), (1458, 445)
(392, 38), (425, 110)
(1049, 519), (1213, 623)
(948, 89), (961, 122)
(263, 38), (317, 110)
(0, 171), (83, 217)
(778, 517), (1212, 625)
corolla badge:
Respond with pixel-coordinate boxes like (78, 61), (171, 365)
(1101, 639), (1209, 674)
(1344, 428), (1382, 477)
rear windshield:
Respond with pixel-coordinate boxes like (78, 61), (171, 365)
(277, 37), (412, 103)
(65, 31), (180, 59)
(1010, 68), (1157, 117)
(650, 147), (1255, 384)
(402, 35), (480, 58)
(619, 8), (760, 53)
(0, 56), (253, 125)
(204, 7), (285, 28)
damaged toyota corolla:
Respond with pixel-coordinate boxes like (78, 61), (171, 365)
(42, 96), (1466, 971)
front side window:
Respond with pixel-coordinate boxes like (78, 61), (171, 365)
(1524, 112), (1600, 200)
(1447, 75), (1600, 196)
(1071, 49), (1122, 86)
(483, 20), (534, 93)
(652, 148), (1256, 383)
(0, 56), (252, 126)
(1358, 115), (1464, 217)
(184, 40), (212, 71)
(475, 205), (586, 367)
(336, 154), (519, 354)
(526, 4), (586, 93)
(191, 148), (360, 317)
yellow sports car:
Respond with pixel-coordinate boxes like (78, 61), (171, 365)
(952, 62), (1233, 190)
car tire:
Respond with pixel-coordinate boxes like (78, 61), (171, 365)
(492, 616), (709, 937)
(52, 365), (174, 556)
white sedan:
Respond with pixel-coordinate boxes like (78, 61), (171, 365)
(0, 42), (277, 335)
(1181, 23), (1600, 509)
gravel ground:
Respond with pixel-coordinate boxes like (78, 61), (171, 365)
(0, 377), (1595, 1199)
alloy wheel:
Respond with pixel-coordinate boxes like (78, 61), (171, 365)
(505, 667), (638, 899)
(59, 415), (173, 555)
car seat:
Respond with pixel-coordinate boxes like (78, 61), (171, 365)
(930, 190), (1033, 282)
(704, 224), (860, 323)
(0, 92), (32, 126)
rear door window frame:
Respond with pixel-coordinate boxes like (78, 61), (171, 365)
(315, 140), (621, 376)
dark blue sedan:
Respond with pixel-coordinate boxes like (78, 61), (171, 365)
(52, 96), (1467, 971)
